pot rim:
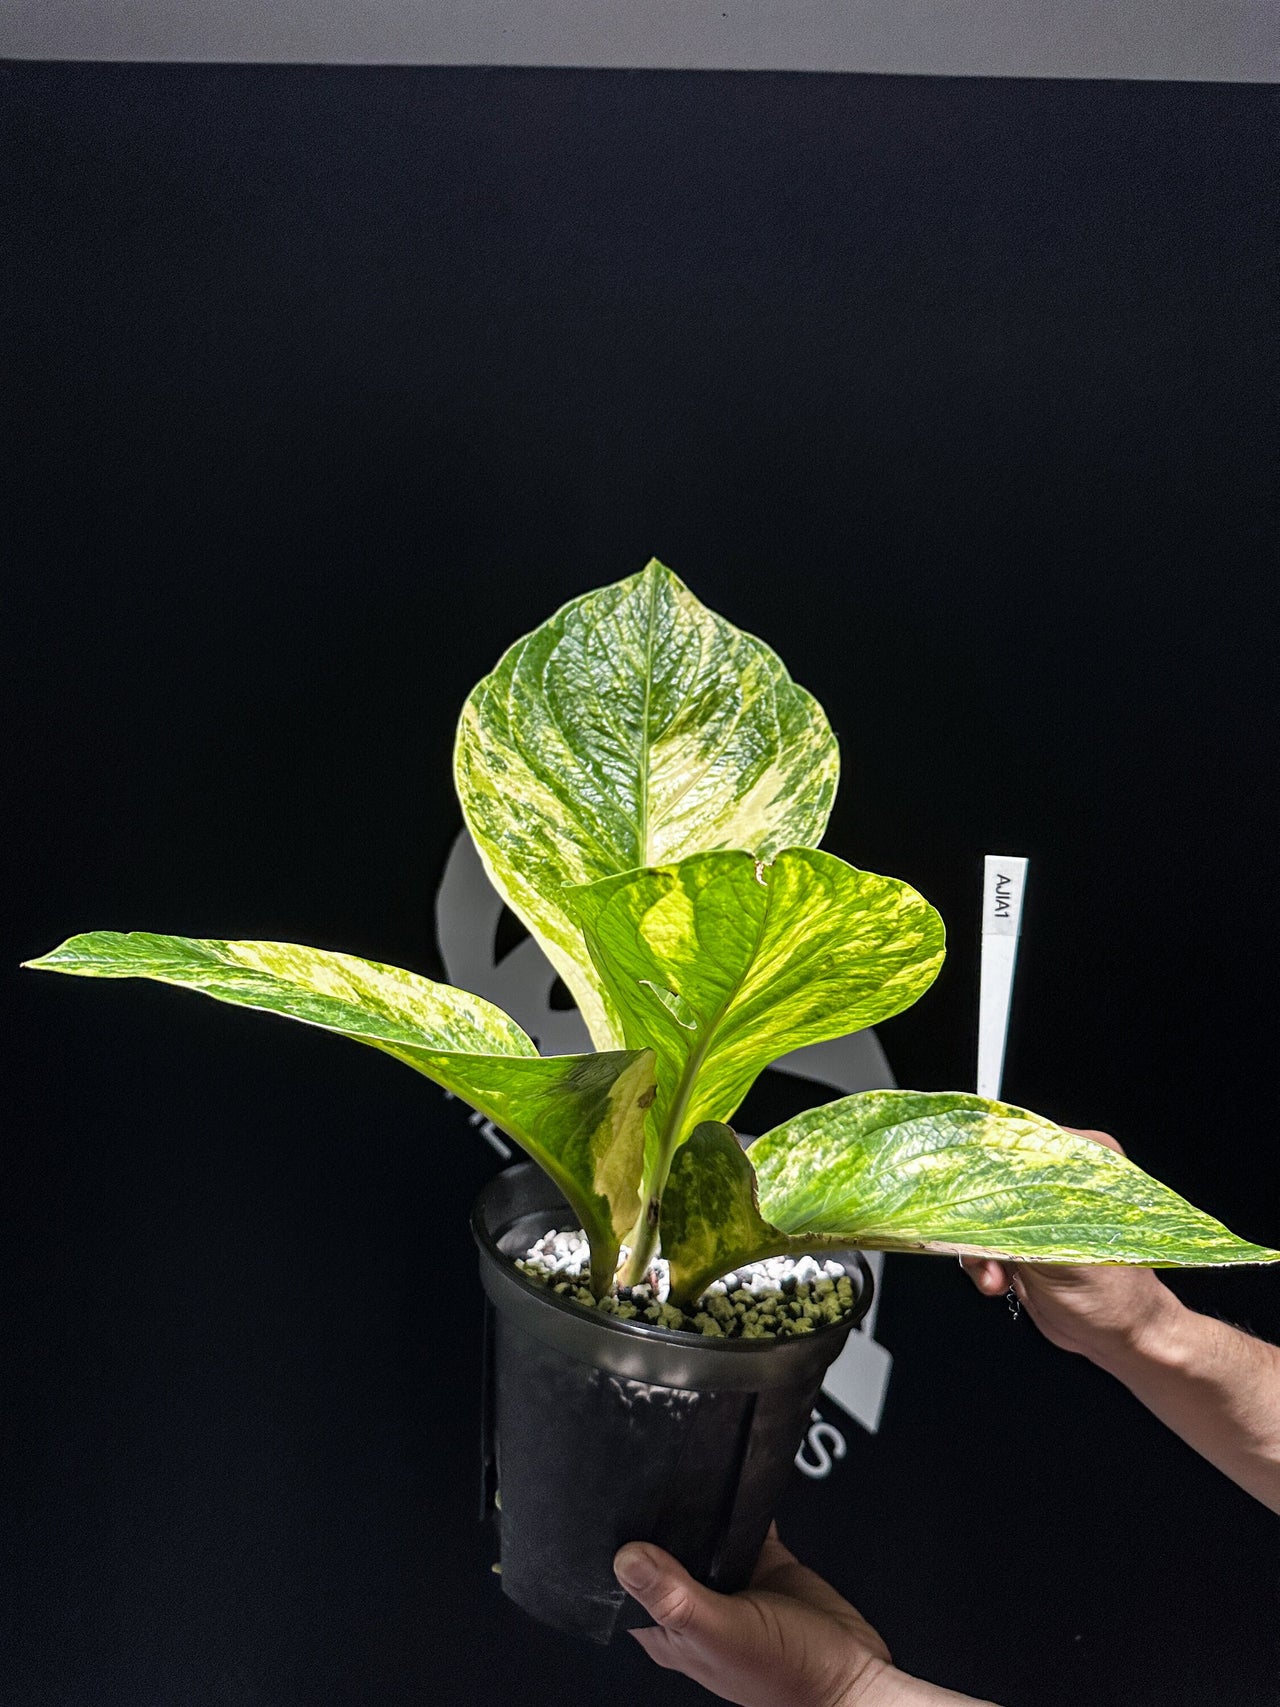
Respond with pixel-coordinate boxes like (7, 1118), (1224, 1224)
(471, 1160), (874, 1357)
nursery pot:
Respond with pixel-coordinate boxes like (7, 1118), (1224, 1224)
(472, 1162), (874, 1644)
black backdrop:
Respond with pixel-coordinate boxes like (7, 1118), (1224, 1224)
(4, 62), (1278, 1707)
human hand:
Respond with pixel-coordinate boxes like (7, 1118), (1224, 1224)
(614, 1526), (994, 1706)
(960, 1127), (1182, 1368)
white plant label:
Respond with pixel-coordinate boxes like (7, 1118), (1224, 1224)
(976, 855), (1028, 1102)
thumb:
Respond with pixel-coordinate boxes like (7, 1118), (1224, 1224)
(614, 1543), (739, 1643)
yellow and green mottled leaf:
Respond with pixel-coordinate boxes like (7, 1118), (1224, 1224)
(750, 1090), (1280, 1266)
(568, 848), (945, 1168)
(454, 560), (839, 1048)
(24, 931), (655, 1291)
(27, 930), (537, 1057)
(661, 1122), (849, 1306)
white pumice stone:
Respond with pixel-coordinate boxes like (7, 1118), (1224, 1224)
(515, 1229), (858, 1339)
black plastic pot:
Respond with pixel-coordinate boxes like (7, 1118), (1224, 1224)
(473, 1162), (873, 1644)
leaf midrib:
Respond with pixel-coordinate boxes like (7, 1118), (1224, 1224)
(636, 564), (661, 863)
(655, 865), (776, 1151)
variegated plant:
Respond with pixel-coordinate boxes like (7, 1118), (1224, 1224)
(26, 561), (1279, 1306)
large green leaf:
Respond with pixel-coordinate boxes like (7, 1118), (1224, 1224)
(750, 1090), (1280, 1266)
(25, 931), (655, 1291)
(454, 560), (839, 1048)
(568, 848), (945, 1163)
(661, 1122), (847, 1306)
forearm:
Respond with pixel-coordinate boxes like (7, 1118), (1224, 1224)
(1092, 1289), (1280, 1515)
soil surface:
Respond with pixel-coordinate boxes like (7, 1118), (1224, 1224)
(515, 1227), (861, 1339)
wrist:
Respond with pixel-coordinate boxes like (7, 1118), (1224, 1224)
(838, 1660), (993, 1707)
(835, 1657), (909, 1707)
(1087, 1274), (1190, 1380)
(843, 1666), (1003, 1707)
(833, 1654), (893, 1706)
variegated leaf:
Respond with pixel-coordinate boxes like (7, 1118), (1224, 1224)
(568, 848), (944, 1166)
(661, 1122), (847, 1306)
(24, 931), (655, 1291)
(454, 560), (839, 1048)
(750, 1090), (1280, 1266)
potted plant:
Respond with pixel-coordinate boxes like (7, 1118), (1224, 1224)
(26, 560), (1278, 1643)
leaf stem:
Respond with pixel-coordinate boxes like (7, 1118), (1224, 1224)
(620, 1196), (662, 1288)
(589, 1241), (619, 1300)
(618, 1038), (711, 1286)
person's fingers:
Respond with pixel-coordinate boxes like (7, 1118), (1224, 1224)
(614, 1543), (743, 1646)
(620, 1533), (895, 1692)
(959, 1256), (1010, 1294)
(1061, 1125), (1126, 1157)
(961, 1133), (1126, 1299)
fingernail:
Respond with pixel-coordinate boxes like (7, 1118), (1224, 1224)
(614, 1544), (658, 1592)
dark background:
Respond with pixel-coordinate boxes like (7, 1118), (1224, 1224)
(4, 62), (1278, 1707)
